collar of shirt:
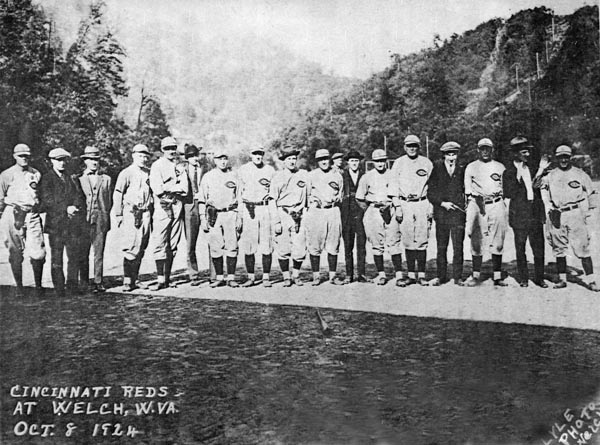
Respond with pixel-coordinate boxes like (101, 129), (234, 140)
(445, 160), (455, 175)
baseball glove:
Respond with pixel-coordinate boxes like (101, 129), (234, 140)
(13, 205), (28, 231)
(474, 196), (486, 216)
(379, 206), (392, 225)
(206, 205), (218, 228)
(132, 205), (144, 229)
(548, 209), (561, 229)
(289, 210), (303, 233)
(245, 202), (256, 219)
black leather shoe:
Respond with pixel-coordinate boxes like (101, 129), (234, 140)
(356, 275), (369, 283)
(532, 279), (548, 288)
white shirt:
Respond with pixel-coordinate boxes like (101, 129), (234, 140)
(514, 161), (533, 201)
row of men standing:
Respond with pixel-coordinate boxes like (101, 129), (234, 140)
(1, 133), (598, 296)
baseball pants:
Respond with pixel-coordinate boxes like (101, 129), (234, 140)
(399, 200), (431, 250)
(545, 208), (591, 258)
(363, 206), (403, 256)
(152, 206), (183, 261)
(121, 209), (151, 261)
(0, 208), (45, 264)
(274, 210), (306, 261)
(305, 207), (342, 256)
(239, 204), (272, 255)
(466, 199), (507, 256)
(207, 210), (238, 258)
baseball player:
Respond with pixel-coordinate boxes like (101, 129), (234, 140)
(112, 144), (153, 292)
(0, 144), (46, 297)
(503, 137), (547, 288)
(463, 138), (508, 286)
(390, 134), (433, 286)
(355, 149), (404, 286)
(541, 145), (599, 291)
(77, 146), (112, 293)
(198, 149), (242, 288)
(428, 141), (466, 286)
(238, 147), (276, 287)
(149, 136), (189, 290)
(305, 149), (344, 285)
(268, 145), (308, 287)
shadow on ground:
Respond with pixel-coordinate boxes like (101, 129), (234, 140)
(2, 286), (600, 445)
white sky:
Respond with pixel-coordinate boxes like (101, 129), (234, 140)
(43, 0), (593, 79)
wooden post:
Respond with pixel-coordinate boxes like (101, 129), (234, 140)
(515, 64), (519, 91)
(546, 40), (550, 63)
(536, 52), (541, 79)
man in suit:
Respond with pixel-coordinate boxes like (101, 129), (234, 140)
(40, 148), (85, 297)
(77, 146), (112, 293)
(182, 144), (206, 286)
(340, 150), (367, 284)
(428, 141), (466, 286)
(503, 137), (547, 288)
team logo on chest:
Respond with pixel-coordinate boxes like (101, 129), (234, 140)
(296, 180), (306, 188)
(259, 178), (271, 188)
(416, 169), (428, 177)
(568, 180), (581, 189)
(328, 181), (340, 191)
(490, 173), (501, 182)
(225, 181), (237, 189)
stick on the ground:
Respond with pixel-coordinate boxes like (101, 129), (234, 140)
(315, 309), (332, 335)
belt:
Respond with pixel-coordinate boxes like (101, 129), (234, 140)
(483, 196), (503, 204)
(559, 202), (582, 212)
(243, 199), (270, 206)
(400, 196), (427, 202)
(216, 203), (238, 213)
(314, 202), (336, 209)
(368, 201), (389, 208)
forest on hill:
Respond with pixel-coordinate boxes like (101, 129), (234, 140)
(273, 6), (600, 175)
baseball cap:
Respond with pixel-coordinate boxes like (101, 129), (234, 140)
(404, 135), (421, 146)
(48, 148), (71, 160)
(510, 136), (532, 150)
(440, 141), (460, 152)
(371, 149), (387, 161)
(132, 144), (150, 155)
(279, 145), (300, 160)
(213, 148), (228, 159)
(251, 147), (265, 155)
(555, 145), (572, 156)
(332, 152), (344, 160)
(160, 136), (177, 150)
(315, 149), (330, 160)
(477, 138), (494, 148)
(13, 144), (31, 156)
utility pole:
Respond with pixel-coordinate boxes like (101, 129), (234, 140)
(536, 52), (541, 79)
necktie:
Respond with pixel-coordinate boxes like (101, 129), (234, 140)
(192, 166), (198, 195)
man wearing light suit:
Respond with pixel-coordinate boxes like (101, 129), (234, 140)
(78, 146), (112, 293)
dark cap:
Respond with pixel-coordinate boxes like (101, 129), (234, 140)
(345, 150), (363, 160)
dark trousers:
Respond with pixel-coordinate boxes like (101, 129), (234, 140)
(435, 223), (465, 281)
(513, 223), (545, 282)
(342, 215), (366, 278)
(49, 232), (79, 292)
(79, 223), (107, 284)
(184, 201), (201, 278)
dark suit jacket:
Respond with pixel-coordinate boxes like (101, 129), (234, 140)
(40, 169), (85, 235)
(428, 160), (466, 226)
(503, 161), (545, 229)
(182, 161), (207, 205)
(78, 172), (112, 233)
(340, 168), (364, 224)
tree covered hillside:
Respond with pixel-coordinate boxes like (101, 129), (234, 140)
(274, 6), (600, 174)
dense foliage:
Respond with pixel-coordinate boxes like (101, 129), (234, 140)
(274, 6), (600, 174)
(0, 0), (169, 177)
